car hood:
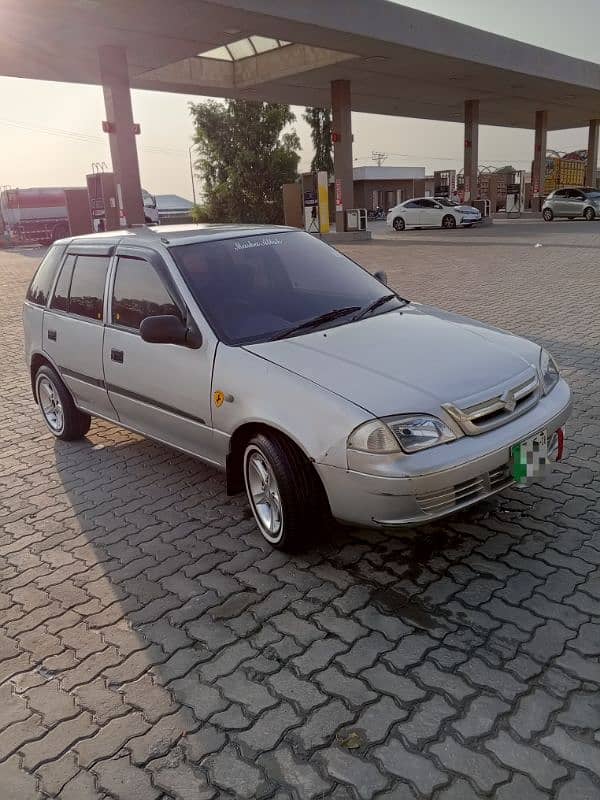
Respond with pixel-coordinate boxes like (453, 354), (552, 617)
(245, 304), (541, 418)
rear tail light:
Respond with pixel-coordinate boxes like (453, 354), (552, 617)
(549, 427), (565, 461)
(556, 427), (565, 461)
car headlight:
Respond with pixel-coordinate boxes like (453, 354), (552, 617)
(539, 348), (559, 395)
(348, 415), (456, 454)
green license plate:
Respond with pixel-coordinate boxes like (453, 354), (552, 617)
(510, 429), (548, 483)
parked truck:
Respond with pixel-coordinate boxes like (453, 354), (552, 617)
(1, 182), (160, 245)
(0, 186), (92, 244)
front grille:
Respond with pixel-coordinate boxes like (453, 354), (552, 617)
(416, 464), (513, 516)
(442, 374), (540, 435)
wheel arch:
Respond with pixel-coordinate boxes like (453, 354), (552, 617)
(30, 351), (57, 402)
(226, 420), (320, 496)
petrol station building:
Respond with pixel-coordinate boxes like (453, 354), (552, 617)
(3, 0), (600, 229)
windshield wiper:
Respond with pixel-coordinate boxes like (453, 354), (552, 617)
(353, 293), (402, 321)
(272, 306), (361, 340)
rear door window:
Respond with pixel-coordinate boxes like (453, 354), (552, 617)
(68, 255), (109, 320)
(49, 254), (76, 312)
(26, 245), (66, 306)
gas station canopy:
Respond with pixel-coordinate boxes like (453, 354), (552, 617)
(2, 0), (600, 130)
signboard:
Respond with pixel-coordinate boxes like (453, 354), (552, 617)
(335, 178), (343, 212)
(303, 191), (317, 207)
(507, 183), (520, 194)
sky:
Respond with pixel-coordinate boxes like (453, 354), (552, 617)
(0, 0), (599, 200)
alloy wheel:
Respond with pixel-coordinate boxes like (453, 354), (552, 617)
(244, 446), (283, 543)
(37, 376), (64, 433)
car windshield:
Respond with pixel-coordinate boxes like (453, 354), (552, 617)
(585, 190), (600, 198)
(436, 198), (457, 207)
(170, 230), (405, 345)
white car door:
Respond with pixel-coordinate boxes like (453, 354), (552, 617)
(399, 200), (421, 227)
(418, 199), (445, 227)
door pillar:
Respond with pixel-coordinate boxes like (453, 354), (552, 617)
(99, 45), (145, 228)
(532, 110), (548, 211)
(585, 119), (600, 187)
(463, 100), (479, 203)
(331, 80), (354, 231)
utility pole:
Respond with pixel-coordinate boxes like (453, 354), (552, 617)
(188, 144), (197, 205)
(371, 151), (388, 167)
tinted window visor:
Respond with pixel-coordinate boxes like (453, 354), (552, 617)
(170, 231), (406, 345)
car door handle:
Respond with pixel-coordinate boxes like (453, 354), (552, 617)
(111, 349), (124, 364)
(47, 329), (57, 341)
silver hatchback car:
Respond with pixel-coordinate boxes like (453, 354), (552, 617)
(542, 186), (600, 221)
(23, 225), (571, 550)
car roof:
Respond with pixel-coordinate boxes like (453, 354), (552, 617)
(57, 223), (298, 248)
(552, 186), (598, 193)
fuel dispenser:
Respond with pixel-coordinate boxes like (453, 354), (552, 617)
(300, 171), (330, 234)
(505, 171), (526, 216)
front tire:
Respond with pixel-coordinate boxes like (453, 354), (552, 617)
(243, 433), (327, 551)
(584, 207), (595, 221)
(542, 208), (554, 222)
(393, 217), (405, 231)
(35, 365), (91, 440)
(442, 214), (457, 229)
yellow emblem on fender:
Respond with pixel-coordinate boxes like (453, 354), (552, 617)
(213, 390), (225, 408)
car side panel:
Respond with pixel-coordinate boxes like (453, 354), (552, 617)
(42, 310), (116, 419)
(23, 302), (44, 371)
(421, 205), (444, 228)
(566, 191), (585, 217)
(400, 204), (419, 227)
(211, 344), (370, 469)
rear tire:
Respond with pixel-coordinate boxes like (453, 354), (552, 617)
(584, 207), (595, 221)
(442, 214), (457, 229)
(542, 208), (554, 222)
(243, 432), (328, 551)
(35, 365), (91, 440)
(393, 217), (405, 231)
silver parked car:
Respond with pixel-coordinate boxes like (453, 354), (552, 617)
(542, 186), (600, 221)
(23, 225), (571, 550)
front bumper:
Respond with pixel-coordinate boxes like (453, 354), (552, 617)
(316, 379), (571, 528)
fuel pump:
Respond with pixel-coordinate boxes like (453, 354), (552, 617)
(300, 171), (330, 234)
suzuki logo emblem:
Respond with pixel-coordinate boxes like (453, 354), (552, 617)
(501, 389), (517, 413)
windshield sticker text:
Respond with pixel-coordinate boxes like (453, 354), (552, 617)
(233, 237), (284, 251)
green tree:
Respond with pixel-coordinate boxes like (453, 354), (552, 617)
(303, 107), (333, 175)
(189, 99), (300, 224)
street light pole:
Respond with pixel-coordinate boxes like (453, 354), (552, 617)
(188, 144), (197, 205)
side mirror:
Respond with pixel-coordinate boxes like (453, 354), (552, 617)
(140, 315), (201, 349)
(373, 270), (388, 286)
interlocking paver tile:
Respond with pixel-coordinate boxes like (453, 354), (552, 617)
(2, 222), (600, 799)
(316, 745), (388, 799)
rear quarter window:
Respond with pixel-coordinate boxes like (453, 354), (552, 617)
(25, 246), (66, 306)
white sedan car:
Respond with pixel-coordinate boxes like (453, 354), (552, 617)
(387, 197), (481, 231)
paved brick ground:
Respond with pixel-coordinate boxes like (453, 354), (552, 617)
(1, 218), (599, 799)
